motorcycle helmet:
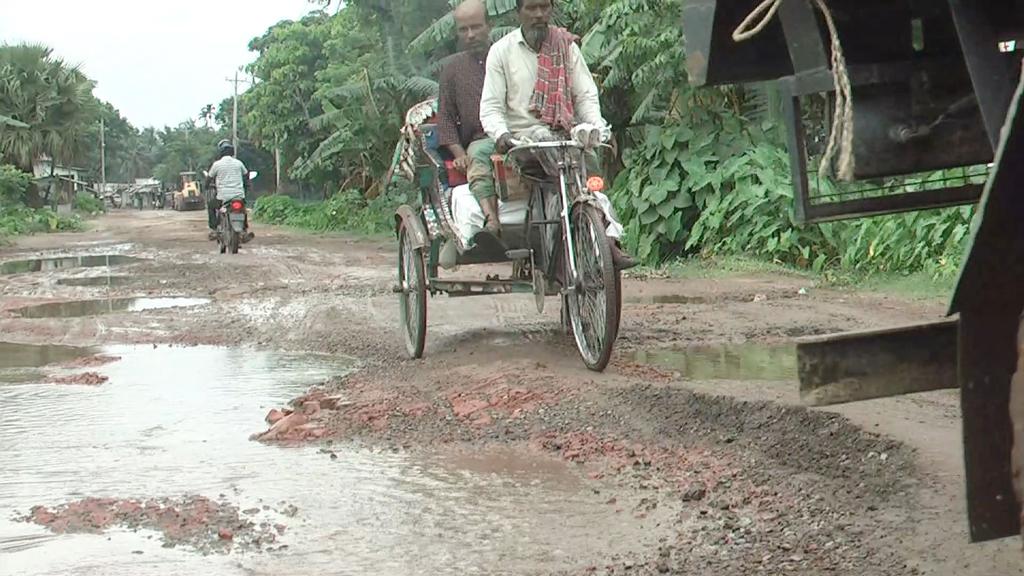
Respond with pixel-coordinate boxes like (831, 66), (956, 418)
(217, 139), (235, 157)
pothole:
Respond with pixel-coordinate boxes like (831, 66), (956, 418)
(10, 297), (210, 319)
(1, 255), (143, 275)
(0, 345), (665, 574)
(0, 342), (98, 384)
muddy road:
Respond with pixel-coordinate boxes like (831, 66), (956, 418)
(1, 210), (1021, 575)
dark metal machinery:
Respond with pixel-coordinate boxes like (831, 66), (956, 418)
(683, 0), (1024, 542)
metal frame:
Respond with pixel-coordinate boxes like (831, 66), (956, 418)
(781, 90), (984, 224)
(765, 0), (1001, 224)
(413, 140), (593, 301)
(682, 0), (1024, 543)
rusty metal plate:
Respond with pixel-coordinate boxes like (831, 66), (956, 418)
(797, 319), (958, 406)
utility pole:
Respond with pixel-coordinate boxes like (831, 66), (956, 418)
(99, 118), (106, 191)
(184, 122), (193, 172)
(275, 135), (282, 193)
(225, 68), (252, 154)
(231, 69), (239, 153)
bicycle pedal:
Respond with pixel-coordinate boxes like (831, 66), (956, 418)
(505, 249), (532, 260)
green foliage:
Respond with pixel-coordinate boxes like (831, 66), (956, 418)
(0, 196), (82, 238)
(252, 189), (407, 234)
(612, 119), (972, 280)
(0, 165), (82, 238)
(0, 205), (81, 237)
(73, 191), (105, 215)
(151, 121), (223, 185)
(249, 0), (974, 282)
(0, 43), (99, 171)
(0, 164), (32, 204)
(242, 4), (449, 197)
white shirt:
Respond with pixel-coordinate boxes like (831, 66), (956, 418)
(479, 28), (606, 140)
(208, 156), (248, 201)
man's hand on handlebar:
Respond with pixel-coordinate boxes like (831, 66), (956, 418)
(495, 133), (515, 154)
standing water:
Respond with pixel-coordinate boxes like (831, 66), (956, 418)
(0, 346), (665, 575)
(0, 255), (142, 275)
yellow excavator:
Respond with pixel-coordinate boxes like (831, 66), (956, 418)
(171, 172), (204, 211)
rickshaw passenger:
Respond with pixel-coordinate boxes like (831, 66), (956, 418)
(437, 0), (495, 267)
(437, 1), (494, 203)
(478, 0), (636, 269)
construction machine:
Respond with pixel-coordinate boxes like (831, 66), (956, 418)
(171, 172), (204, 212)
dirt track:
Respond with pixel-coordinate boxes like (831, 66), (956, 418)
(2, 210), (1023, 575)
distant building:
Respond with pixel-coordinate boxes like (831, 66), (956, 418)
(32, 155), (88, 205)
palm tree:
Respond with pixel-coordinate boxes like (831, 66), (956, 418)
(0, 43), (98, 172)
(198, 104), (215, 128)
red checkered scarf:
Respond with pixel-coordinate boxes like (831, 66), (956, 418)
(528, 26), (579, 133)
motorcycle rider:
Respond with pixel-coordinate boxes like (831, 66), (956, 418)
(205, 139), (252, 241)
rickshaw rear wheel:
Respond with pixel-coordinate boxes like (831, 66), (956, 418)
(398, 224), (427, 359)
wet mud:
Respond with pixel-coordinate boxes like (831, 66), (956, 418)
(0, 211), (1018, 575)
(26, 496), (282, 553)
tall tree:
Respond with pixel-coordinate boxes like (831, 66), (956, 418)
(0, 43), (98, 172)
(243, 13), (332, 175)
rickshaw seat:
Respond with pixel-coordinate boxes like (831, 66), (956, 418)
(418, 122), (466, 189)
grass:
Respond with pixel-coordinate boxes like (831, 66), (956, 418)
(626, 255), (815, 281)
(847, 270), (956, 301)
(632, 255), (954, 302)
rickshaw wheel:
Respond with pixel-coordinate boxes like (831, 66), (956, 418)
(566, 204), (620, 372)
(398, 224), (427, 359)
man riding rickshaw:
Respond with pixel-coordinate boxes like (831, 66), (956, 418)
(388, 0), (631, 371)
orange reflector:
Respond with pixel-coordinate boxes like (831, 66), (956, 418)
(586, 176), (605, 192)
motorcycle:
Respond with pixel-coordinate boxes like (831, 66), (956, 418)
(217, 196), (248, 254)
(207, 170), (257, 255)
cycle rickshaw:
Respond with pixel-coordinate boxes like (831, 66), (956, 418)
(389, 99), (622, 371)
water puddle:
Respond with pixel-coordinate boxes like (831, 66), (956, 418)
(633, 342), (797, 381)
(0, 342), (98, 384)
(1, 255), (141, 275)
(10, 297), (210, 319)
(0, 346), (665, 575)
(57, 276), (132, 287)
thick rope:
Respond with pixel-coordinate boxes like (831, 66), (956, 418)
(732, 0), (855, 180)
(731, 0), (784, 42)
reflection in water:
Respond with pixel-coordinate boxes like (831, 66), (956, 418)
(0, 342), (96, 369)
(0, 342), (98, 384)
(0, 346), (664, 575)
(634, 343), (797, 381)
(11, 297), (210, 319)
(1, 255), (141, 275)
(57, 276), (133, 287)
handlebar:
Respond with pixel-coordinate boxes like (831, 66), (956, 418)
(503, 141), (613, 163)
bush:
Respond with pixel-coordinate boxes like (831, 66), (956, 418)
(611, 120), (972, 280)
(73, 191), (105, 215)
(0, 164), (32, 205)
(0, 205), (81, 237)
(0, 164), (82, 239)
(252, 189), (405, 235)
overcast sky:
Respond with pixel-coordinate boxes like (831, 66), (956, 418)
(1, 0), (316, 129)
